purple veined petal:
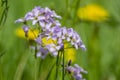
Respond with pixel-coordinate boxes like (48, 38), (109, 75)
(77, 41), (86, 51)
(68, 28), (73, 33)
(26, 16), (34, 21)
(74, 64), (84, 74)
(68, 28), (74, 34)
(51, 51), (58, 57)
(46, 36), (51, 40)
(53, 12), (62, 19)
(73, 74), (82, 80)
(56, 46), (61, 50)
(67, 37), (70, 42)
(38, 16), (45, 20)
(36, 52), (41, 57)
(71, 40), (74, 45)
(39, 8), (45, 14)
(40, 46), (48, 54)
(25, 12), (34, 20)
(80, 44), (86, 51)
(32, 20), (38, 25)
(46, 44), (56, 52)
(25, 12), (33, 17)
(62, 27), (67, 34)
(57, 38), (62, 44)
(34, 10), (40, 17)
(74, 64), (87, 74)
(62, 35), (66, 39)
(54, 20), (61, 26)
(32, 6), (41, 13)
(15, 18), (25, 23)
(44, 12), (51, 19)
(57, 31), (62, 37)
(50, 10), (61, 19)
(46, 22), (52, 29)
(39, 47), (48, 59)
(49, 17), (55, 23)
(49, 47), (56, 52)
(74, 43), (78, 50)
(67, 66), (75, 73)
(35, 37), (42, 44)
(22, 25), (29, 33)
(51, 35), (57, 40)
(44, 7), (51, 13)
(74, 64), (80, 68)
(39, 21), (45, 27)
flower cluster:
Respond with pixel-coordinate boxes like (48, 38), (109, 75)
(15, 6), (87, 80)
(35, 25), (86, 58)
(15, 6), (61, 31)
(15, 6), (86, 58)
(66, 61), (87, 80)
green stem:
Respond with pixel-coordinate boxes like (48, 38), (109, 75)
(35, 59), (37, 80)
(55, 52), (59, 80)
(62, 51), (65, 80)
(35, 46), (38, 80)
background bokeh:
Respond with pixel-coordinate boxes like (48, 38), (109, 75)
(0, 0), (120, 80)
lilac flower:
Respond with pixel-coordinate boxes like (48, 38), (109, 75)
(22, 25), (29, 37)
(15, 6), (61, 31)
(44, 7), (61, 19)
(43, 25), (86, 51)
(36, 46), (48, 59)
(35, 37), (42, 45)
(15, 18), (26, 23)
(66, 28), (86, 50)
(66, 64), (87, 80)
(45, 26), (62, 40)
(15, 6), (86, 60)
(46, 44), (62, 56)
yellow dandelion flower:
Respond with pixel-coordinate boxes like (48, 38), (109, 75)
(15, 28), (39, 40)
(77, 4), (109, 22)
(65, 48), (76, 62)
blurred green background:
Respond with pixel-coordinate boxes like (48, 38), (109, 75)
(0, 0), (120, 80)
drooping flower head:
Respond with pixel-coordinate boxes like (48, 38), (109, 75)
(77, 4), (109, 22)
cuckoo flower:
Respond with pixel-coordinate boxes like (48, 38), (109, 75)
(46, 44), (61, 56)
(15, 6), (61, 31)
(36, 46), (48, 59)
(66, 63), (87, 80)
(43, 26), (86, 51)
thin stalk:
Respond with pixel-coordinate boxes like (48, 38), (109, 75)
(35, 46), (38, 80)
(35, 59), (37, 80)
(55, 52), (59, 80)
(62, 51), (65, 80)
